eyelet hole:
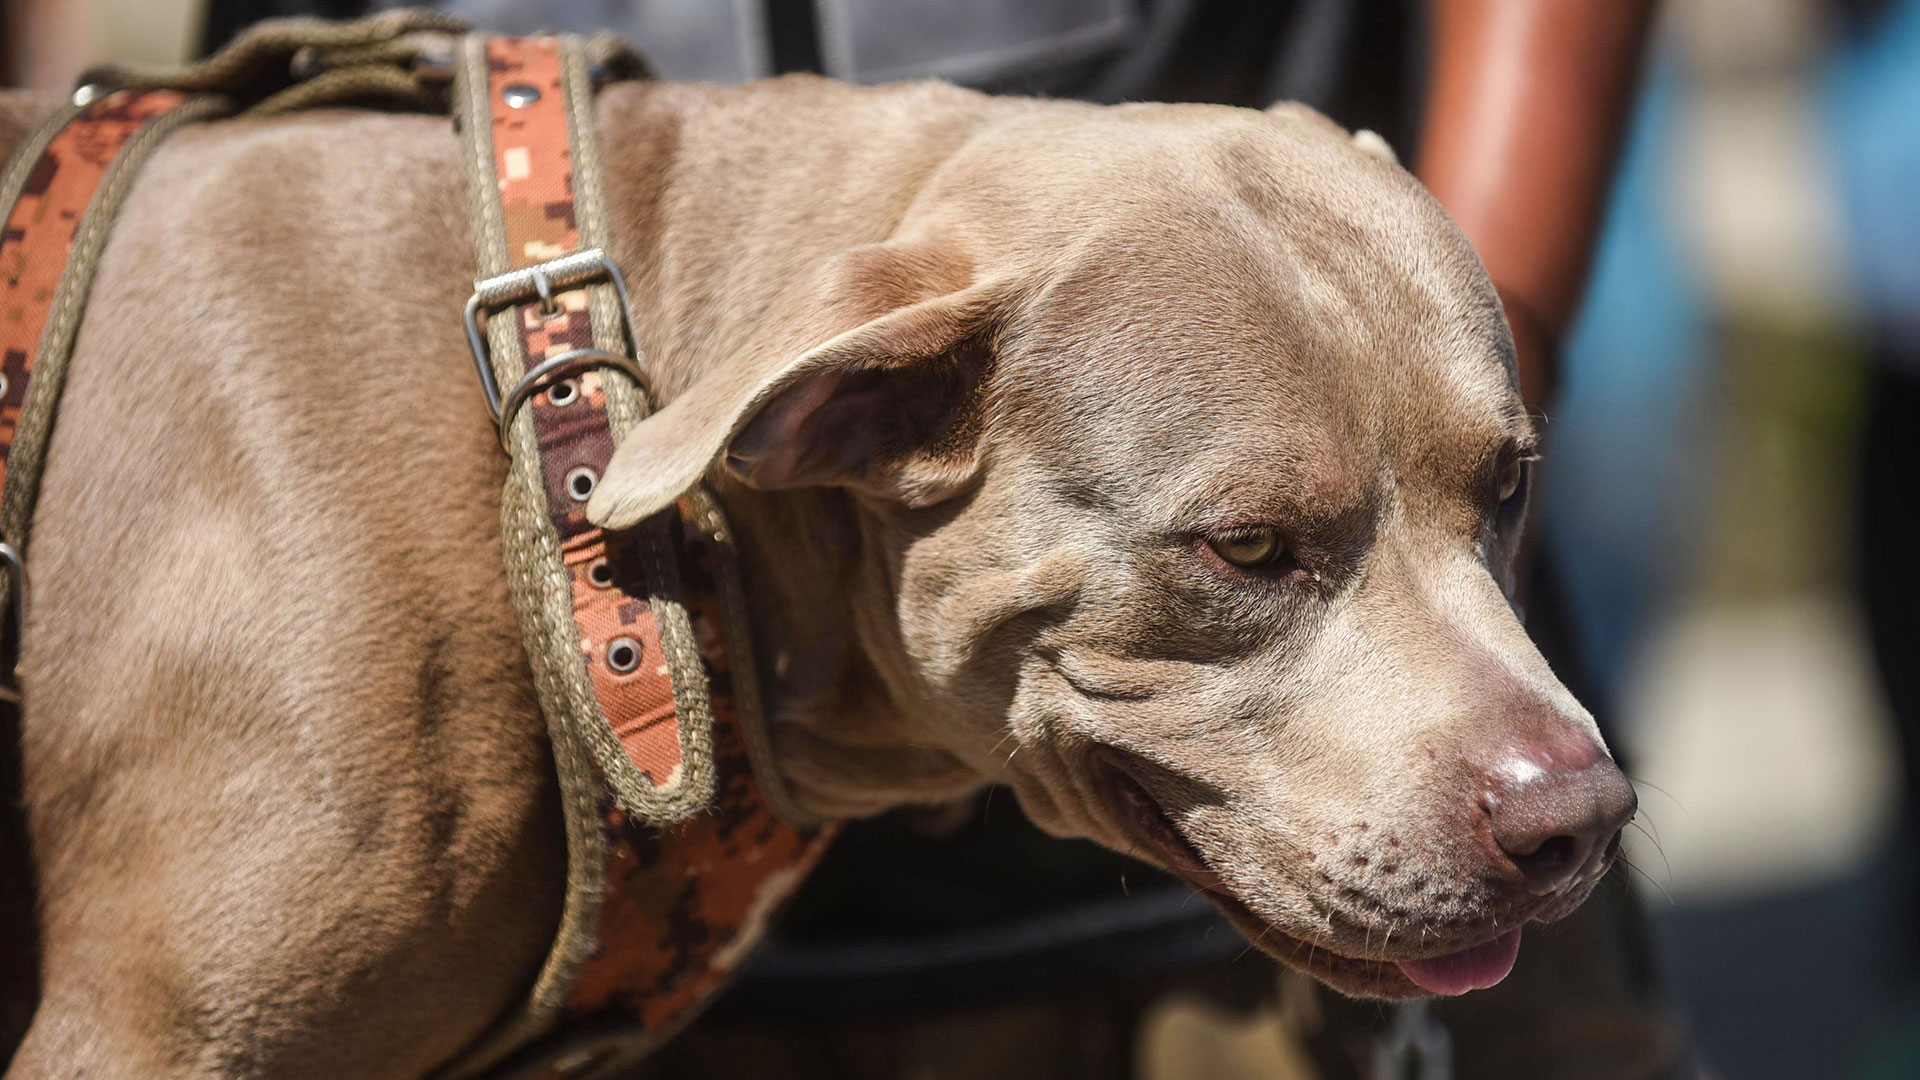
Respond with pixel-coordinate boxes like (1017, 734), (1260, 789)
(546, 379), (579, 407)
(605, 636), (641, 674)
(565, 466), (597, 502)
(586, 558), (613, 588)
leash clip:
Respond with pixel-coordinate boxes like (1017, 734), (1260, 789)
(463, 249), (650, 449)
(0, 542), (28, 705)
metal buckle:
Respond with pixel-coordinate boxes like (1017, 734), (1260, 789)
(463, 249), (649, 449)
(0, 542), (28, 705)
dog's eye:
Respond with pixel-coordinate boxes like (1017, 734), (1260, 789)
(1208, 528), (1284, 568)
(1497, 449), (1528, 507)
(1497, 458), (1525, 503)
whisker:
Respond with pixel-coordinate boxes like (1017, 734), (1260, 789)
(1630, 805), (1666, 851)
(1624, 775), (1688, 817)
(1619, 855), (1676, 906)
(1235, 911), (1284, 962)
(1626, 820), (1672, 880)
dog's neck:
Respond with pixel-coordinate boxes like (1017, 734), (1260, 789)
(594, 78), (992, 819)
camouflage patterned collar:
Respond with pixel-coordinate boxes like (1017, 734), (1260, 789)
(440, 34), (835, 1080)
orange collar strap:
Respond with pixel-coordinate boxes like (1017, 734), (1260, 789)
(0, 89), (184, 489)
(445, 34), (835, 1079)
(0, 88), (219, 697)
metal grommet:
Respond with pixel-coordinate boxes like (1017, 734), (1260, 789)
(545, 379), (579, 408)
(585, 558), (613, 588)
(0, 372), (10, 399)
(605, 636), (642, 674)
(71, 83), (102, 108)
(564, 466), (597, 502)
(501, 83), (542, 108)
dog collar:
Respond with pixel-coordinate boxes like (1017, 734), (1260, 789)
(445, 38), (834, 1075)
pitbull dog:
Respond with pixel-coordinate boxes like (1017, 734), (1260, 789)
(0, 70), (1634, 1078)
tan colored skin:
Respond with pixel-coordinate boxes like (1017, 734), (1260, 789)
(1419, 0), (1655, 409)
(1, 74), (1627, 1078)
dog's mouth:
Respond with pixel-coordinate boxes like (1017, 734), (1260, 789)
(1093, 752), (1524, 998)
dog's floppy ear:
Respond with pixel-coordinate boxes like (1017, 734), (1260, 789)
(586, 243), (1004, 530)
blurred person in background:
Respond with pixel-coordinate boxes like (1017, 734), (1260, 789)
(6, 2), (1686, 1077)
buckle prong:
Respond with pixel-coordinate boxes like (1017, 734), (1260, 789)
(531, 265), (558, 317)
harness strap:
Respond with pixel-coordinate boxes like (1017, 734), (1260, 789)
(0, 88), (227, 696)
(0, 14), (479, 695)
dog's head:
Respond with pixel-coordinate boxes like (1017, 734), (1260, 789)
(589, 101), (1635, 999)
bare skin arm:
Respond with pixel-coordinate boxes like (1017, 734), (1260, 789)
(2, 0), (94, 92)
(1417, 0), (1656, 412)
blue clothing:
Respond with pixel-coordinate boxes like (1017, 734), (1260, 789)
(1827, 0), (1920, 356)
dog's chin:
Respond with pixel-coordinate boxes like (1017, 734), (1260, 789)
(1090, 753), (1534, 1000)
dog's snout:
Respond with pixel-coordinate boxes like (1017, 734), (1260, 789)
(1482, 745), (1636, 896)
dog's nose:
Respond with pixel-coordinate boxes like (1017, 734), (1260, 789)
(1483, 744), (1637, 896)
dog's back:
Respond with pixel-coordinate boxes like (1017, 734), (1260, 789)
(4, 97), (568, 1077)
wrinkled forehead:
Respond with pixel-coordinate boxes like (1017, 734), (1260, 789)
(993, 211), (1526, 516)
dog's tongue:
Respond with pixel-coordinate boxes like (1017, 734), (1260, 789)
(1395, 929), (1523, 996)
